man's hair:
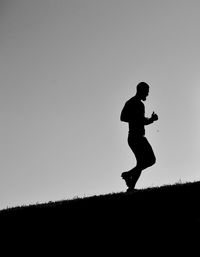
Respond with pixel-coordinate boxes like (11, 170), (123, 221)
(136, 82), (149, 92)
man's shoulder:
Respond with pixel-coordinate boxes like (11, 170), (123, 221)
(126, 96), (143, 106)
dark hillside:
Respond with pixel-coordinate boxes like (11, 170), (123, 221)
(1, 181), (200, 252)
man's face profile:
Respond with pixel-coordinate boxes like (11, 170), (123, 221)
(140, 87), (149, 101)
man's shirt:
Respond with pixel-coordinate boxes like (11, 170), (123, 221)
(121, 96), (149, 136)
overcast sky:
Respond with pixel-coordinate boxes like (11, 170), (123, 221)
(1, 0), (200, 209)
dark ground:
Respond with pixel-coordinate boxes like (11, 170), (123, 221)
(1, 181), (200, 253)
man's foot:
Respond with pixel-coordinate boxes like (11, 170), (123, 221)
(126, 187), (136, 193)
(121, 171), (130, 179)
(121, 172), (132, 187)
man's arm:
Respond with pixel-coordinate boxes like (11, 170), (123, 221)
(120, 102), (131, 122)
(144, 112), (158, 125)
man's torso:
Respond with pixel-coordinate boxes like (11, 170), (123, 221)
(126, 96), (145, 136)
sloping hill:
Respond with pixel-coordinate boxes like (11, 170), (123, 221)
(1, 181), (200, 251)
(2, 181), (200, 224)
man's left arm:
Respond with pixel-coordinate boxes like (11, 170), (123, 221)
(144, 112), (158, 125)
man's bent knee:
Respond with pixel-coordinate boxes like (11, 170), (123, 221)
(149, 154), (156, 167)
(142, 155), (156, 170)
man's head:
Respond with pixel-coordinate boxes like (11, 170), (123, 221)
(136, 82), (149, 101)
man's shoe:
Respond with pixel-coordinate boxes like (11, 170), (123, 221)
(121, 172), (132, 187)
(126, 187), (136, 193)
(121, 171), (130, 179)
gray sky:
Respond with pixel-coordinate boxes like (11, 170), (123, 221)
(1, 0), (200, 209)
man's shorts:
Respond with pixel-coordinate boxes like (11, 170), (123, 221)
(128, 134), (156, 170)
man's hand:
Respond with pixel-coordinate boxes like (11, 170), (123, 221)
(151, 111), (158, 122)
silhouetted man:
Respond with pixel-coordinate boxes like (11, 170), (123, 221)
(120, 82), (158, 192)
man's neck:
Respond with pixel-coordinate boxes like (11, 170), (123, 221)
(134, 94), (142, 101)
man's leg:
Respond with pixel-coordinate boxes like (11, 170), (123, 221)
(125, 136), (156, 190)
(121, 135), (141, 189)
(130, 168), (142, 187)
(139, 137), (156, 170)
